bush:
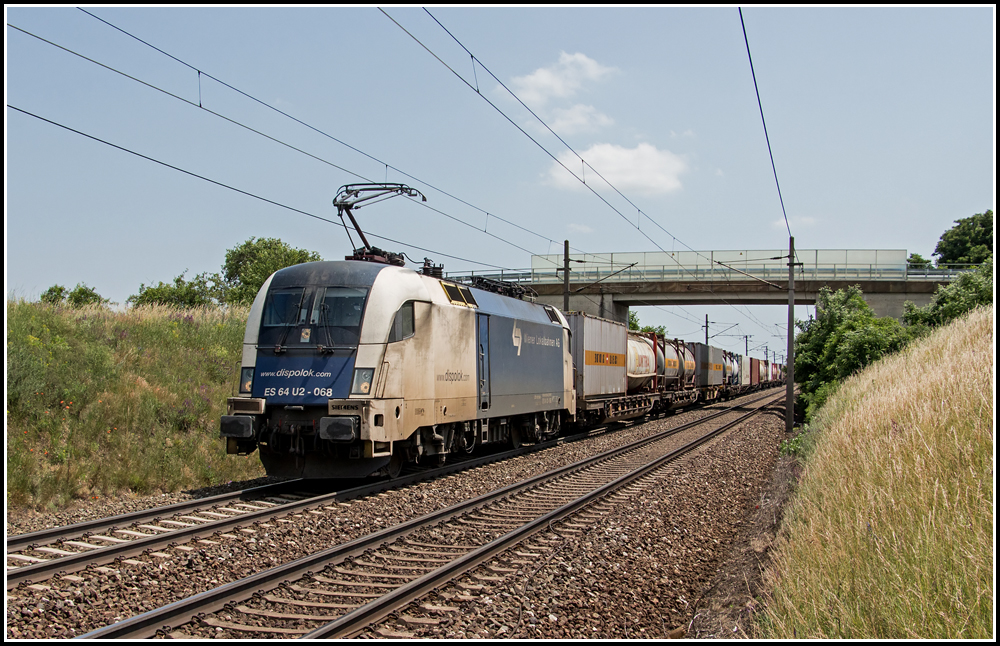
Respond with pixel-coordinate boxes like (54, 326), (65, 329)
(40, 282), (108, 307)
(128, 270), (226, 307)
(903, 256), (993, 328)
(40, 284), (68, 305)
(794, 286), (913, 423)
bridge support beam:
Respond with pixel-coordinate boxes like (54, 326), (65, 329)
(535, 293), (629, 324)
(533, 278), (940, 322)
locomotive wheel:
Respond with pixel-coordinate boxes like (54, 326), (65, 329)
(387, 452), (405, 479)
(510, 425), (523, 449)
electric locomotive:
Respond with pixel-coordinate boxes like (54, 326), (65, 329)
(220, 259), (575, 479)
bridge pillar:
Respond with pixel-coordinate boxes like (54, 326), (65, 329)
(535, 293), (629, 324)
(862, 292), (934, 320)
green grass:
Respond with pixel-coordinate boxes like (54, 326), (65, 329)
(6, 300), (265, 510)
(761, 305), (993, 638)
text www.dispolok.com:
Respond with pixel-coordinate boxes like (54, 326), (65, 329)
(258, 369), (333, 378)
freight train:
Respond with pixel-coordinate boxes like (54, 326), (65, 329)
(220, 258), (785, 479)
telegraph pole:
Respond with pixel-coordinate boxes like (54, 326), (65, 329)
(563, 240), (570, 312)
(786, 236), (796, 434)
(704, 315), (709, 345)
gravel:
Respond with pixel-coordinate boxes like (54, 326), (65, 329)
(364, 405), (792, 639)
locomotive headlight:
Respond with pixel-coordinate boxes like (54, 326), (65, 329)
(239, 367), (254, 394)
(351, 368), (375, 395)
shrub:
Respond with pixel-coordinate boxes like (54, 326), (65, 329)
(40, 284), (68, 305)
(903, 255), (993, 328)
(128, 270), (226, 307)
(66, 283), (108, 307)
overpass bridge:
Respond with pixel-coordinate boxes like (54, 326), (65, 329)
(446, 249), (968, 323)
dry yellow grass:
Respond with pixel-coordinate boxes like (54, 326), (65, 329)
(762, 305), (994, 638)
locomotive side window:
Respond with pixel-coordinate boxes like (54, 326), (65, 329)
(387, 301), (415, 343)
(262, 288), (306, 326)
(457, 286), (477, 307)
(440, 282), (478, 308)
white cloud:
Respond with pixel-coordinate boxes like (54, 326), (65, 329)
(568, 223), (594, 234)
(546, 143), (686, 195)
(510, 52), (617, 108)
(549, 104), (614, 135)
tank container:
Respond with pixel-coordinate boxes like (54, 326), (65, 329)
(626, 334), (657, 391)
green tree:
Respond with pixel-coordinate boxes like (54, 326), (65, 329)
(128, 270), (226, 307)
(222, 237), (323, 306)
(906, 253), (932, 270)
(794, 285), (910, 421)
(627, 310), (667, 336)
(40, 284), (68, 305)
(933, 210), (993, 267)
(628, 310), (640, 331)
(903, 255), (993, 330)
(56, 283), (108, 307)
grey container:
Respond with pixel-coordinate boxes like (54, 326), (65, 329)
(688, 342), (724, 387)
(565, 312), (627, 398)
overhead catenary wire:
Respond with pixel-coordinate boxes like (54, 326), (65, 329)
(738, 6), (804, 274)
(738, 7), (791, 242)
(420, 7), (789, 287)
(68, 8), (740, 336)
(7, 104), (509, 271)
(7, 21), (541, 260)
(72, 8), (586, 268)
(27, 9), (791, 349)
(401, 8), (792, 344)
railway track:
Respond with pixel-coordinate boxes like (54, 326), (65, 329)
(78, 390), (783, 639)
(6, 411), (643, 591)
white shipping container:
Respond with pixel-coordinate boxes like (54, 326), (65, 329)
(565, 312), (627, 398)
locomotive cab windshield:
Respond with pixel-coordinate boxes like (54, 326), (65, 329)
(260, 285), (368, 350)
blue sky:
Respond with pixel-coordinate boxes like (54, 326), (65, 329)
(5, 6), (995, 357)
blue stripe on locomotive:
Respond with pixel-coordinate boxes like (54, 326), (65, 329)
(252, 353), (356, 405)
(471, 288), (565, 409)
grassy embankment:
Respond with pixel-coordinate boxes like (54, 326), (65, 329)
(7, 300), (265, 510)
(762, 305), (993, 638)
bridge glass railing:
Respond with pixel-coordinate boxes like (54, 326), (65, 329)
(443, 251), (976, 286)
